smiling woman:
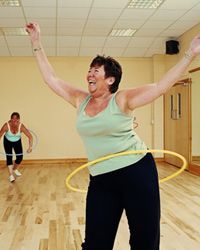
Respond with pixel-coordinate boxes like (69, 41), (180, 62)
(25, 21), (200, 250)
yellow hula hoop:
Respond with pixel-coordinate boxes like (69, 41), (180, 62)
(66, 149), (187, 193)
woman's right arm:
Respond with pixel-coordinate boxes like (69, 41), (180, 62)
(26, 22), (88, 108)
(0, 123), (8, 140)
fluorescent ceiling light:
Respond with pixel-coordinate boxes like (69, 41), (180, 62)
(2, 27), (27, 35)
(0, 0), (20, 6)
(110, 28), (137, 37)
(127, 0), (164, 9)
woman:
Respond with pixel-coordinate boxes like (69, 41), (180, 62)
(0, 112), (33, 182)
(26, 22), (200, 250)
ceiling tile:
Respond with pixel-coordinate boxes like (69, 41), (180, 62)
(0, 7), (24, 18)
(58, 8), (90, 19)
(41, 36), (56, 47)
(57, 47), (79, 56)
(57, 19), (85, 28)
(0, 18), (26, 27)
(81, 36), (106, 47)
(83, 28), (111, 36)
(134, 29), (163, 37)
(24, 7), (56, 18)
(160, 0), (200, 10)
(57, 27), (83, 36)
(161, 29), (187, 37)
(149, 10), (187, 20)
(88, 8), (122, 19)
(21, 0), (56, 7)
(102, 47), (124, 57)
(169, 20), (200, 30)
(79, 47), (103, 56)
(104, 37), (131, 48)
(123, 48), (146, 57)
(180, 10), (200, 21)
(58, 0), (93, 8)
(57, 36), (81, 47)
(128, 37), (155, 47)
(114, 19), (146, 29)
(120, 9), (155, 20)
(6, 35), (31, 46)
(9, 47), (33, 56)
(85, 19), (116, 29)
(26, 18), (56, 28)
(150, 37), (168, 48)
(92, 0), (129, 8)
(142, 20), (174, 29)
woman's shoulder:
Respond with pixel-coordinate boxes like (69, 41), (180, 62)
(114, 90), (133, 115)
(1, 122), (9, 132)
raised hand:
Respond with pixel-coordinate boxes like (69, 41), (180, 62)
(26, 22), (40, 45)
(188, 33), (200, 56)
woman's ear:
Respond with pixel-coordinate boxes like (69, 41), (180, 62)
(107, 77), (115, 85)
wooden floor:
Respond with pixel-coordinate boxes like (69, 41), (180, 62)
(0, 161), (200, 250)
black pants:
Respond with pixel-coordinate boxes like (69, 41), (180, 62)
(3, 136), (23, 166)
(82, 153), (160, 250)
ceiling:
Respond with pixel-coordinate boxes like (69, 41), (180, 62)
(0, 0), (200, 57)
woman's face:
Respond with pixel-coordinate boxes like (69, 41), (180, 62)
(10, 115), (20, 126)
(86, 65), (110, 95)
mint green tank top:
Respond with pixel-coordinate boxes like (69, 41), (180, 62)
(76, 94), (147, 176)
(5, 122), (22, 142)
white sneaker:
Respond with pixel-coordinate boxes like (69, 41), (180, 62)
(9, 175), (15, 182)
(14, 169), (22, 177)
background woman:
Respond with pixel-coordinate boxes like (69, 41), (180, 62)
(0, 112), (33, 182)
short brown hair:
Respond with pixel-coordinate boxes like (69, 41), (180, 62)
(90, 55), (122, 93)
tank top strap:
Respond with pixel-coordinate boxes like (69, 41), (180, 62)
(7, 122), (10, 131)
(78, 95), (91, 113)
(18, 123), (22, 132)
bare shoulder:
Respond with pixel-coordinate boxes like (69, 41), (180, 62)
(115, 90), (133, 115)
(0, 122), (8, 133)
(3, 122), (8, 130)
(76, 91), (89, 108)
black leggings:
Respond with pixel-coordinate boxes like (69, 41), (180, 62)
(82, 153), (160, 250)
(3, 136), (23, 166)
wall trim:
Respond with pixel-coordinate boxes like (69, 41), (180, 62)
(189, 163), (200, 176)
(0, 157), (164, 167)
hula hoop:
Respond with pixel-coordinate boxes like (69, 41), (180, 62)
(66, 149), (187, 193)
(0, 130), (38, 157)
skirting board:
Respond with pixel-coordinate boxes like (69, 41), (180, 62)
(0, 157), (164, 167)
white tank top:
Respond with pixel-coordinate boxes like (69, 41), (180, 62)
(5, 122), (22, 142)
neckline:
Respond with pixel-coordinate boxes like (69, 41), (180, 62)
(8, 122), (20, 134)
(84, 94), (114, 118)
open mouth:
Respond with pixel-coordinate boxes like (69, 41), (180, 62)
(88, 80), (96, 85)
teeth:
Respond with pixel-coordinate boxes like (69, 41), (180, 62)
(89, 81), (95, 84)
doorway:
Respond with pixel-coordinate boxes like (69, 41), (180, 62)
(164, 80), (191, 168)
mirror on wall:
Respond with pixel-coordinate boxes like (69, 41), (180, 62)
(190, 68), (200, 166)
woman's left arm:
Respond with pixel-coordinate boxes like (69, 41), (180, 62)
(125, 33), (200, 110)
(21, 124), (33, 153)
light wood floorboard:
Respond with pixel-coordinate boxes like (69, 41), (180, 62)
(0, 162), (200, 250)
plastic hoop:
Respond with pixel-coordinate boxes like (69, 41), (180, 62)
(66, 149), (187, 193)
(0, 130), (38, 157)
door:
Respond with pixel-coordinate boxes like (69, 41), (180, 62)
(164, 82), (191, 168)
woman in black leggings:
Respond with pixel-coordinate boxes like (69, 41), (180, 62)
(26, 22), (200, 249)
(0, 112), (33, 182)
